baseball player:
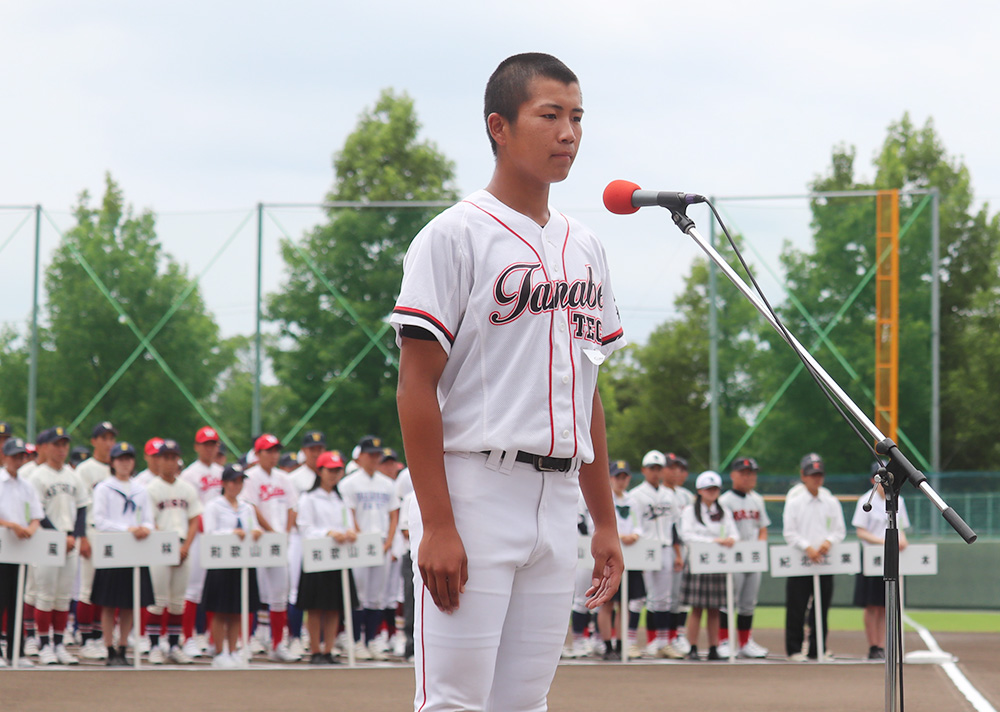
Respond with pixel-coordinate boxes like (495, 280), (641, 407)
(628, 450), (680, 658)
(717, 456), (771, 658)
(783, 453), (846, 660)
(337, 435), (400, 659)
(243, 433), (299, 661)
(134, 437), (165, 487)
(73, 421), (117, 660)
(0, 437), (44, 668)
(376, 447), (407, 655)
(395, 465), (416, 660)
(391, 53), (625, 711)
(285, 431), (328, 657)
(69, 446), (91, 469)
(178, 426), (224, 656)
(145, 439), (202, 664)
(29, 427), (91, 665)
(664, 452), (694, 655)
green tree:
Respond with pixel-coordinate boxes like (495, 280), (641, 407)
(747, 115), (1000, 474)
(31, 174), (229, 446)
(267, 89), (458, 452)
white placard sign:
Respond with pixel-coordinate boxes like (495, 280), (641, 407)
(862, 543), (938, 576)
(0, 529), (66, 566)
(199, 532), (288, 569)
(577, 536), (662, 571)
(302, 532), (385, 573)
(768, 542), (861, 577)
(688, 541), (769, 574)
(91, 531), (181, 569)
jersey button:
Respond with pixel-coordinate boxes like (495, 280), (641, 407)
(562, 430), (570, 438)
(561, 375), (569, 384)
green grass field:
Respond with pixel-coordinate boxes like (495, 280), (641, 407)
(750, 606), (1000, 633)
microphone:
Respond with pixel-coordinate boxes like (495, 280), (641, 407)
(603, 179), (707, 215)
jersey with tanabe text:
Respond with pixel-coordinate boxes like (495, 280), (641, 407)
(389, 190), (625, 462)
(719, 489), (771, 542)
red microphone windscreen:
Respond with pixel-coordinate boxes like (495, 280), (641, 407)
(603, 180), (641, 214)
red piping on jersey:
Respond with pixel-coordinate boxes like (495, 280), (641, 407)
(602, 327), (624, 345)
(463, 199), (557, 455)
(559, 213), (579, 459)
(393, 306), (456, 345)
(417, 585), (428, 712)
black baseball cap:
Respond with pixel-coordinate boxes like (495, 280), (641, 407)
(0, 422), (12, 437)
(221, 463), (248, 482)
(278, 453), (298, 469)
(91, 421), (118, 438)
(800, 453), (825, 476)
(70, 446), (91, 466)
(3, 437), (28, 456)
(36, 427), (71, 445)
(380, 447), (400, 463)
(610, 459), (631, 477)
(156, 439), (182, 456)
(111, 442), (137, 459)
(357, 435), (385, 454)
(302, 430), (326, 448)
(732, 456), (759, 472)
(665, 452), (688, 469)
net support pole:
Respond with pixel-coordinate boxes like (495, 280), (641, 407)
(930, 189), (941, 539)
(27, 204), (41, 441)
(253, 202), (263, 438)
(709, 200), (720, 469)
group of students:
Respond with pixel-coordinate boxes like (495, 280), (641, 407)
(568, 449), (905, 663)
(0, 420), (417, 669)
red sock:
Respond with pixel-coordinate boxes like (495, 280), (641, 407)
(77, 602), (94, 627)
(738, 629), (751, 648)
(36, 609), (53, 638)
(160, 610), (170, 637)
(53, 609), (69, 634)
(141, 608), (152, 635)
(718, 627), (729, 642)
(182, 600), (197, 640)
(270, 610), (286, 647)
(646, 630), (656, 644)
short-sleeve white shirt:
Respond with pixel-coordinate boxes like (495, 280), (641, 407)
(30, 463), (91, 532)
(0, 468), (45, 526)
(389, 190), (626, 462)
(146, 476), (203, 538)
(851, 492), (909, 539)
(338, 469), (399, 536)
(180, 460), (224, 506)
(242, 465), (296, 533)
(719, 489), (771, 541)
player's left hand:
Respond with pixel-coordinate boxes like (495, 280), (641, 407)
(585, 526), (623, 609)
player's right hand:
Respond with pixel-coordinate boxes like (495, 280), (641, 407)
(418, 524), (468, 614)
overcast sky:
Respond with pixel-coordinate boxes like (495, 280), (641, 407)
(2, 1), (998, 345)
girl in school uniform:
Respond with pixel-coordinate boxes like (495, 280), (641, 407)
(296, 451), (358, 664)
(90, 442), (156, 666)
(679, 470), (739, 661)
(201, 463), (262, 668)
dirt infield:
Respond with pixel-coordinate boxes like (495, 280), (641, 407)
(2, 630), (996, 711)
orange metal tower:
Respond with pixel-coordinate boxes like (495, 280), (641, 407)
(875, 190), (899, 441)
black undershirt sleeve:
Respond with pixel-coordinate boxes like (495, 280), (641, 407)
(400, 325), (437, 341)
(73, 507), (87, 537)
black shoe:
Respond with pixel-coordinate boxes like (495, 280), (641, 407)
(324, 652), (340, 665)
(687, 645), (700, 661)
(309, 653), (325, 665)
(602, 648), (621, 661)
(868, 646), (885, 660)
(707, 646), (721, 661)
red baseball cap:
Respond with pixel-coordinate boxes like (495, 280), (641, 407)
(317, 451), (345, 470)
(195, 426), (219, 444)
(254, 434), (281, 452)
(145, 437), (165, 456)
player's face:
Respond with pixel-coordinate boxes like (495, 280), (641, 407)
(258, 447), (281, 471)
(641, 465), (661, 486)
(91, 432), (116, 460)
(319, 466), (344, 490)
(195, 440), (219, 463)
(495, 77), (583, 188)
(699, 486), (721, 506)
(611, 472), (630, 495)
(801, 472), (824, 496)
(48, 439), (70, 467)
(159, 453), (180, 478)
(4, 452), (29, 475)
(731, 468), (757, 493)
(303, 444), (324, 469)
(112, 455), (136, 479)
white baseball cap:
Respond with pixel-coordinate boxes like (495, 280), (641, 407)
(642, 450), (667, 467)
(695, 470), (723, 490)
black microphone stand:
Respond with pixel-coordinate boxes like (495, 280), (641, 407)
(659, 202), (977, 712)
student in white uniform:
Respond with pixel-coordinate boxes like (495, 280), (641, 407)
(243, 433), (299, 661)
(296, 450), (358, 664)
(0, 437), (44, 668)
(145, 439), (202, 664)
(679, 471), (739, 661)
(202, 464), (262, 668)
(30, 427), (91, 666)
(665, 452), (694, 655)
(90, 442), (155, 667)
(337, 435), (400, 660)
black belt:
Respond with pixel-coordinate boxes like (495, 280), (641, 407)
(481, 450), (574, 473)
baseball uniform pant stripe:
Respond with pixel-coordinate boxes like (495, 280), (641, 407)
(411, 453), (578, 712)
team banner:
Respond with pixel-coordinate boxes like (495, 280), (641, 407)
(0, 529), (66, 566)
(577, 536), (662, 571)
(768, 542), (861, 577)
(91, 531), (181, 569)
(199, 532), (288, 569)
(862, 543), (938, 576)
(301, 532), (385, 573)
(687, 540), (769, 574)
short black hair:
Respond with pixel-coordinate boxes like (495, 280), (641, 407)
(484, 53), (579, 156)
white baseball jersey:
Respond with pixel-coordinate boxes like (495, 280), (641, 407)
(782, 489), (846, 550)
(389, 189), (626, 462)
(629, 481), (674, 545)
(338, 469), (399, 535)
(243, 464), (296, 532)
(18, 460), (39, 482)
(680, 501), (740, 543)
(576, 493), (594, 536)
(146, 476), (203, 538)
(92, 478), (154, 532)
(30, 463), (91, 532)
(180, 459), (224, 506)
(612, 490), (642, 537)
(289, 463), (319, 498)
(75, 457), (111, 529)
(719, 489), (771, 542)
(851, 491), (910, 538)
